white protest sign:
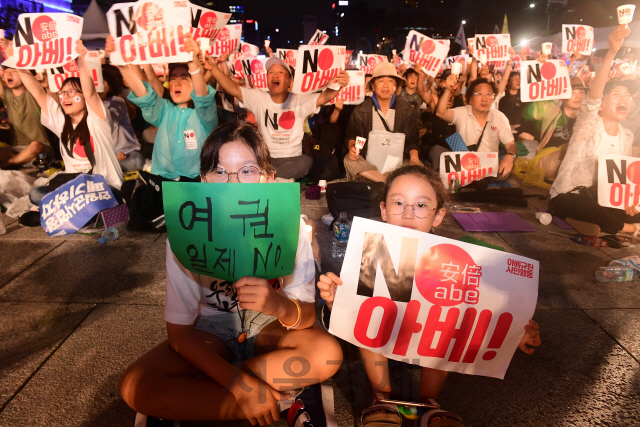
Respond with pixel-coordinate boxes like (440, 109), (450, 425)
(520, 60), (571, 102)
(356, 53), (388, 74)
(189, 3), (231, 42)
(276, 48), (297, 68)
(329, 217), (539, 379)
(232, 56), (268, 91)
(325, 70), (365, 105)
(106, 0), (191, 65)
(291, 45), (345, 94)
(47, 51), (104, 92)
(561, 25), (593, 56)
(473, 34), (511, 63)
(598, 155), (640, 210)
(439, 152), (499, 187)
(402, 30), (449, 78)
(2, 13), (84, 69)
(308, 29), (329, 46)
(444, 55), (467, 69)
(237, 42), (260, 58)
(206, 24), (241, 57)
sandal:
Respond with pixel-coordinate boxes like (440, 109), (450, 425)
(361, 401), (402, 427)
(420, 409), (464, 427)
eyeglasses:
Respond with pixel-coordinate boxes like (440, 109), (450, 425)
(473, 92), (495, 98)
(387, 198), (436, 219)
(58, 89), (82, 99)
(207, 166), (264, 183)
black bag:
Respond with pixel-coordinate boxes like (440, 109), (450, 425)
(126, 170), (169, 231)
(326, 182), (383, 223)
(48, 173), (81, 191)
(303, 133), (341, 182)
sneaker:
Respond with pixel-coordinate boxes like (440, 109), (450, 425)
(275, 177), (296, 183)
(321, 213), (334, 226)
(280, 384), (336, 427)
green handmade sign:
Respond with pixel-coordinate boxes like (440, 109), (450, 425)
(163, 182), (301, 281)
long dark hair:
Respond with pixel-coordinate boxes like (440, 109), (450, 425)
(60, 77), (95, 168)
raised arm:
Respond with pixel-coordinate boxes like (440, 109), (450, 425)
(589, 25), (629, 100)
(17, 69), (50, 115)
(330, 100), (343, 123)
(316, 69), (350, 107)
(497, 47), (516, 95)
(206, 54), (243, 102)
(183, 34), (208, 98)
(142, 64), (165, 97)
(414, 63), (435, 109)
(75, 40), (105, 119)
(435, 74), (457, 123)
(105, 36), (148, 98)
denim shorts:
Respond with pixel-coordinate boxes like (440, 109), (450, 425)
(194, 310), (278, 364)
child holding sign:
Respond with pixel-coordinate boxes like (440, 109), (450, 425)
(120, 121), (342, 426)
(318, 165), (541, 427)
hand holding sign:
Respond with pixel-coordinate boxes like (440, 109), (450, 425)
(333, 69), (350, 89)
(235, 276), (285, 317)
(519, 320), (541, 354)
(609, 24), (631, 53)
(318, 272), (343, 310)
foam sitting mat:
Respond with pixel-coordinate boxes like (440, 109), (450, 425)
(552, 215), (572, 229)
(450, 212), (537, 232)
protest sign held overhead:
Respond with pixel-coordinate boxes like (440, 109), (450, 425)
(325, 70), (365, 105)
(598, 155), (640, 210)
(2, 13), (84, 69)
(47, 51), (104, 92)
(229, 42), (259, 61)
(206, 24), (241, 57)
(189, 3), (230, 42)
(402, 30), (449, 78)
(357, 53), (388, 74)
(473, 34), (511, 63)
(520, 59), (571, 102)
(163, 182), (301, 281)
(308, 29), (329, 46)
(106, 0), (191, 65)
(291, 45), (346, 94)
(40, 174), (118, 237)
(444, 54), (468, 69)
(329, 217), (539, 379)
(276, 48), (297, 68)
(234, 56), (268, 91)
(562, 25), (594, 56)
(439, 152), (499, 188)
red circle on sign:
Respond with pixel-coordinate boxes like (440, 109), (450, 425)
(414, 244), (477, 306)
(218, 27), (230, 41)
(251, 59), (264, 74)
(190, 132), (194, 138)
(242, 44), (252, 54)
(278, 111), (295, 130)
(32, 15), (58, 42)
(541, 62), (556, 80)
(234, 60), (242, 72)
(368, 57), (377, 66)
(286, 50), (294, 59)
(486, 36), (499, 48)
(318, 49), (334, 70)
(135, 2), (164, 32)
(576, 26), (586, 39)
(200, 12), (218, 30)
(461, 153), (481, 170)
(63, 60), (79, 73)
(421, 40), (436, 55)
(627, 162), (640, 185)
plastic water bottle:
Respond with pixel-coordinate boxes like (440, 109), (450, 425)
(332, 212), (351, 258)
(36, 153), (48, 173)
(98, 222), (127, 244)
(595, 266), (636, 283)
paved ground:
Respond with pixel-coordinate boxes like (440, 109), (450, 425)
(1, 179), (639, 427)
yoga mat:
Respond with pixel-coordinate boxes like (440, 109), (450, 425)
(451, 212), (537, 232)
(552, 216), (572, 229)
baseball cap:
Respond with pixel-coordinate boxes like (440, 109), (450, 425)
(603, 78), (639, 96)
(265, 57), (291, 76)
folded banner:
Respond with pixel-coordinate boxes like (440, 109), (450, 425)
(473, 34), (511, 63)
(205, 24), (241, 57)
(402, 30), (449, 78)
(2, 13), (84, 69)
(325, 70), (365, 105)
(276, 48), (297, 68)
(356, 53), (388, 74)
(308, 29), (329, 46)
(163, 182), (301, 281)
(189, 4), (231, 42)
(329, 217), (539, 379)
(291, 45), (345, 94)
(47, 51), (103, 92)
(520, 60), (571, 102)
(106, 0), (192, 65)
(39, 174), (118, 236)
(561, 25), (593, 56)
(439, 152), (499, 187)
(598, 154), (640, 210)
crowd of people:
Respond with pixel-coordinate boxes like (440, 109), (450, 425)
(0, 19), (638, 427)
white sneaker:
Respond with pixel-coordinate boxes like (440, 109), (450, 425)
(274, 177), (295, 183)
(321, 213), (334, 225)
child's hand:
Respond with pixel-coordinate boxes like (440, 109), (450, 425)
(105, 35), (116, 55)
(75, 40), (88, 59)
(317, 272), (343, 310)
(235, 277), (283, 318)
(518, 320), (541, 354)
(231, 374), (288, 426)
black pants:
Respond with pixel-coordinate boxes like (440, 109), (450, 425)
(549, 192), (637, 234)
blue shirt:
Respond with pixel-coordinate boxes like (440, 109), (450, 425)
(128, 81), (217, 179)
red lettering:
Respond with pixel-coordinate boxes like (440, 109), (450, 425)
(17, 46), (33, 68)
(447, 172), (460, 183)
(29, 43), (42, 68)
(417, 305), (475, 361)
(392, 300), (422, 356)
(462, 309), (492, 363)
(353, 296), (398, 348)
(119, 35), (136, 63)
(610, 183), (623, 206)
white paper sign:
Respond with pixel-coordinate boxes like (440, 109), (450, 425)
(402, 30), (449, 78)
(106, 0), (192, 65)
(47, 51), (104, 92)
(325, 70), (365, 105)
(444, 55), (468, 69)
(205, 24), (241, 57)
(356, 53), (388, 74)
(439, 152), (499, 187)
(473, 34), (511, 63)
(276, 48), (297, 68)
(329, 217), (539, 379)
(291, 45), (345, 94)
(520, 60), (571, 102)
(2, 13), (84, 69)
(232, 56), (268, 91)
(598, 155), (640, 210)
(189, 4), (231, 42)
(561, 25), (593, 56)
(308, 29), (329, 46)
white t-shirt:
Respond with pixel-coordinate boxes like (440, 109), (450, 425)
(451, 105), (514, 153)
(41, 95), (124, 190)
(240, 87), (320, 158)
(165, 218), (316, 325)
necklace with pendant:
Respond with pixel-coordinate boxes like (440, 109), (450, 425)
(235, 295), (247, 343)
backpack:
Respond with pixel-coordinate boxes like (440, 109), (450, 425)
(326, 181), (383, 223)
(303, 133), (341, 183)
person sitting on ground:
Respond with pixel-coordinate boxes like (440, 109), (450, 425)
(318, 164), (541, 427)
(430, 75), (517, 179)
(344, 62), (422, 182)
(120, 121), (343, 427)
(549, 25), (639, 237)
(207, 55), (350, 181)
(395, 68), (422, 110)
